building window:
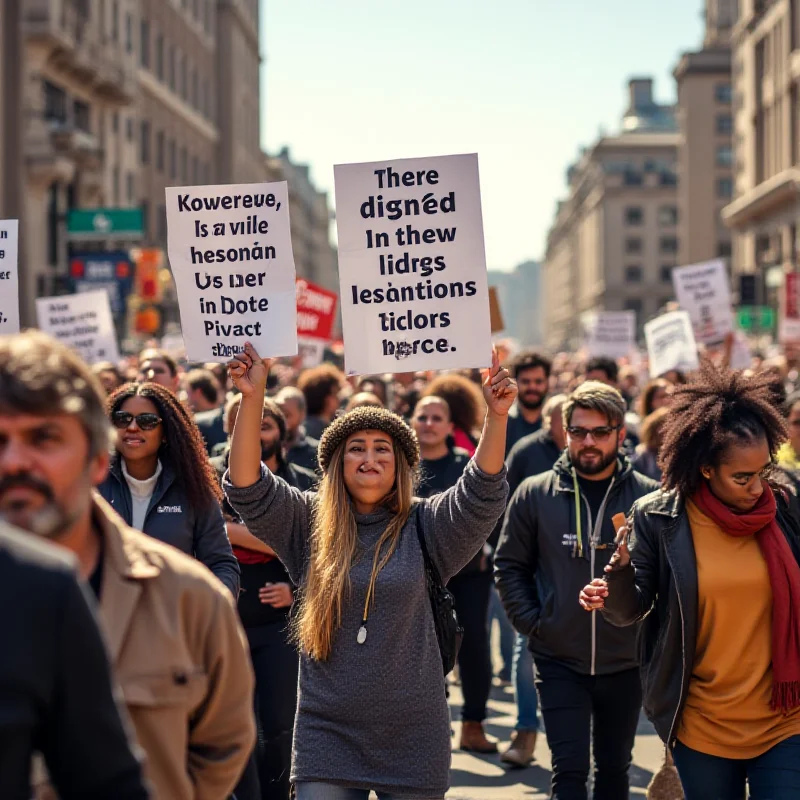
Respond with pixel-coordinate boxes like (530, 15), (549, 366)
(716, 145), (734, 167)
(625, 207), (643, 225)
(192, 156), (199, 183)
(125, 13), (133, 54)
(126, 172), (135, 205)
(156, 130), (164, 172)
(717, 240), (733, 257)
(716, 113), (733, 134)
(140, 19), (150, 68)
(112, 111), (119, 133)
(155, 34), (164, 80)
(658, 206), (678, 226)
(625, 237), (643, 254)
(111, 0), (119, 41)
(112, 167), (120, 205)
(717, 177), (733, 198)
(169, 138), (177, 179)
(625, 265), (643, 282)
(191, 69), (198, 109)
(624, 298), (643, 315)
(140, 120), (150, 165)
(168, 46), (176, 91)
(181, 55), (188, 101)
(73, 100), (90, 132)
(660, 264), (674, 283)
(715, 83), (732, 104)
(660, 236), (679, 254)
(181, 147), (188, 182)
(43, 81), (68, 124)
(624, 171), (643, 186)
(660, 170), (678, 186)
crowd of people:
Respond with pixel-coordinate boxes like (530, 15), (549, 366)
(3, 327), (800, 799)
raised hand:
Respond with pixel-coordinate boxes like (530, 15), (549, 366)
(227, 342), (273, 398)
(579, 578), (609, 611)
(481, 347), (517, 417)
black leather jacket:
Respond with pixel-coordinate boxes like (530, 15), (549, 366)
(603, 488), (800, 747)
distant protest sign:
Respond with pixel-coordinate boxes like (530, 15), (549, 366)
(582, 311), (636, 359)
(0, 220), (20, 335)
(35, 290), (119, 364)
(672, 259), (733, 346)
(165, 182), (297, 362)
(296, 278), (337, 367)
(334, 153), (492, 375)
(780, 273), (800, 344)
(644, 311), (699, 378)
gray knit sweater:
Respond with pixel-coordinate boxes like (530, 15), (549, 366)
(224, 458), (507, 798)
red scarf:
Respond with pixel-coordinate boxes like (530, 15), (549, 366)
(693, 481), (800, 712)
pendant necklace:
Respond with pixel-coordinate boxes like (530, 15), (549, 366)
(358, 572), (377, 645)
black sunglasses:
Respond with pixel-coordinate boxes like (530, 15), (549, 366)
(111, 411), (162, 431)
(566, 425), (620, 442)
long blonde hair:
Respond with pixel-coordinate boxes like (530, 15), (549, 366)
(293, 439), (416, 661)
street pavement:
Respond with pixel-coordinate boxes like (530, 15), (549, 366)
(446, 679), (665, 800)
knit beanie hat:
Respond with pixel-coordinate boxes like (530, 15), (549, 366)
(318, 406), (420, 473)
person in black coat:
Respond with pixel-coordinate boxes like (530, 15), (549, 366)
(0, 523), (150, 800)
(98, 382), (239, 597)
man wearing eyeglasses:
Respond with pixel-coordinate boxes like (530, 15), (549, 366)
(494, 381), (658, 800)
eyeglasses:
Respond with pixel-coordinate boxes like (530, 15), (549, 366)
(566, 425), (620, 442)
(111, 411), (162, 431)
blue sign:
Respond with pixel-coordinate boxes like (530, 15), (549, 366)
(69, 252), (134, 315)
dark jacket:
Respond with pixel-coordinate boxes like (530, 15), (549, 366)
(0, 523), (149, 800)
(494, 452), (659, 675)
(286, 431), (320, 474)
(98, 457), (240, 598)
(631, 448), (662, 483)
(603, 488), (800, 747)
(507, 429), (563, 497)
(194, 407), (227, 456)
(505, 402), (543, 456)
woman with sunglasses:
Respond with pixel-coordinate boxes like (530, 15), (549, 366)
(98, 382), (239, 598)
(581, 364), (800, 799)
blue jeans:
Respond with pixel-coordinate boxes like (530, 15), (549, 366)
(673, 735), (800, 800)
(489, 587), (514, 678)
(294, 784), (443, 800)
(513, 632), (540, 731)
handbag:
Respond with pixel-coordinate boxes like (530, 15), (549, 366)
(415, 505), (463, 675)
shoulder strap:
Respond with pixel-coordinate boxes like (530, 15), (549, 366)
(415, 503), (444, 588)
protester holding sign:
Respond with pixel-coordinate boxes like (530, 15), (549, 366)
(224, 342), (513, 800)
(581, 363), (800, 799)
(98, 382), (240, 598)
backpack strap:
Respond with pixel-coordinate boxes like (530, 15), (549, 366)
(414, 503), (444, 589)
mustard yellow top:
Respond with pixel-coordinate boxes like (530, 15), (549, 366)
(677, 500), (800, 758)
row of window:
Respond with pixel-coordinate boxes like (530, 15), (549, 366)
(625, 236), (679, 255)
(624, 206), (679, 226)
(624, 249), (730, 286)
(140, 121), (211, 184)
(141, 20), (213, 121)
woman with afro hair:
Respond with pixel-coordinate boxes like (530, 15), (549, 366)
(580, 362), (800, 799)
(98, 382), (239, 597)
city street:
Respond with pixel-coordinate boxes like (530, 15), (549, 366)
(446, 680), (665, 800)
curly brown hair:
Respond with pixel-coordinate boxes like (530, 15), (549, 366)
(421, 373), (484, 438)
(659, 361), (788, 496)
(107, 383), (223, 509)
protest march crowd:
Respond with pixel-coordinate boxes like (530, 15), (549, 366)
(5, 327), (800, 800)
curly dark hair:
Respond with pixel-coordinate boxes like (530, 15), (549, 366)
(421, 373), (484, 437)
(659, 361), (788, 497)
(107, 382), (223, 509)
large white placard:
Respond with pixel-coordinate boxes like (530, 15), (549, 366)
(35, 289), (119, 364)
(672, 259), (733, 346)
(582, 311), (636, 359)
(644, 311), (699, 378)
(0, 220), (20, 335)
(165, 182), (298, 362)
(334, 153), (492, 375)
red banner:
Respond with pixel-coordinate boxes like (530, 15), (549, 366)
(787, 273), (800, 320)
(296, 279), (338, 341)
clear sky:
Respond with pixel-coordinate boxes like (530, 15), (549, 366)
(260, 0), (705, 271)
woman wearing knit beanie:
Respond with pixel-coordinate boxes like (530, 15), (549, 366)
(225, 342), (515, 800)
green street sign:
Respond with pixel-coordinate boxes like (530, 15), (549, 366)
(67, 208), (144, 240)
(737, 306), (775, 330)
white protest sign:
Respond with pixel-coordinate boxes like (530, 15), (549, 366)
(0, 220), (20, 335)
(35, 290), (119, 364)
(730, 331), (752, 370)
(582, 311), (636, 359)
(298, 339), (327, 368)
(672, 259), (733, 346)
(334, 153), (492, 375)
(165, 182), (298, 362)
(644, 311), (699, 378)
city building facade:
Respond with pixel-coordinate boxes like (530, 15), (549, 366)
(542, 79), (680, 351)
(722, 0), (799, 309)
(488, 261), (543, 347)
